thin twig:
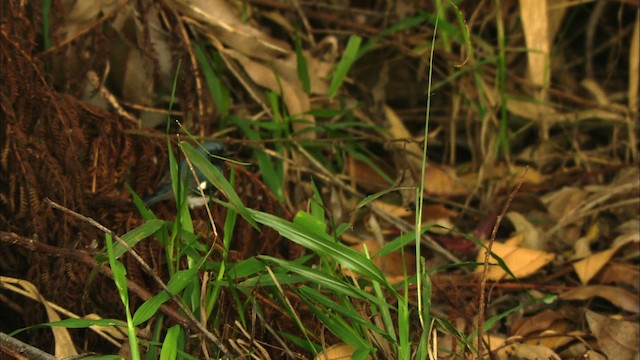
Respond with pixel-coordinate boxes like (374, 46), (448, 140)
(0, 231), (188, 337)
(476, 167), (528, 359)
(43, 198), (233, 358)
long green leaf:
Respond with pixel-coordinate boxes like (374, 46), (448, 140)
(181, 142), (258, 230)
(328, 35), (362, 97)
(251, 210), (390, 288)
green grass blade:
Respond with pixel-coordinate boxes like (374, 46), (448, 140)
(261, 256), (386, 307)
(106, 220), (164, 259)
(295, 33), (311, 94)
(328, 35), (362, 97)
(159, 325), (181, 360)
(181, 142), (259, 230)
(193, 43), (230, 117)
(251, 210), (390, 287)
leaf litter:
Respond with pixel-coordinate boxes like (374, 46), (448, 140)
(1, 0), (638, 359)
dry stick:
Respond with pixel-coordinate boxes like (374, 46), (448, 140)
(0, 331), (56, 360)
(476, 168), (527, 359)
(0, 231), (188, 335)
(43, 198), (233, 358)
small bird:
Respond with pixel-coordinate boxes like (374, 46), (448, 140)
(144, 141), (226, 208)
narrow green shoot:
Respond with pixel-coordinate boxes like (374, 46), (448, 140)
(105, 233), (140, 360)
(328, 35), (362, 97)
(415, 3), (440, 330)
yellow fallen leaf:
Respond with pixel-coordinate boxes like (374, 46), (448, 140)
(573, 246), (620, 285)
(561, 285), (640, 313)
(476, 240), (556, 280)
(314, 343), (356, 360)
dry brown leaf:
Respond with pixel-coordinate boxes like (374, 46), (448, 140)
(314, 343), (357, 360)
(560, 286), (640, 313)
(573, 246), (621, 285)
(512, 309), (564, 337)
(506, 212), (544, 250)
(383, 105), (423, 168)
(460, 164), (545, 191)
(519, 0), (551, 91)
(510, 309), (581, 351)
(421, 163), (469, 197)
(347, 156), (393, 192)
(58, 0), (124, 39)
(596, 263), (640, 291)
(497, 343), (561, 360)
(558, 341), (607, 360)
(170, 0), (290, 60)
(271, 49), (333, 96)
(371, 200), (412, 218)
(224, 49), (315, 137)
(513, 310), (574, 350)
(572, 222), (601, 259)
(349, 238), (416, 278)
(547, 2), (567, 44)
(542, 187), (588, 222)
(586, 309), (640, 360)
(476, 238), (556, 280)
(483, 335), (506, 353)
(1, 277), (78, 357)
(383, 105), (468, 197)
(573, 227), (638, 285)
(612, 219), (640, 248)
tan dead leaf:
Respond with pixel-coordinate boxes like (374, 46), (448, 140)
(498, 164), (545, 185)
(512, 309), (564, 337)
(560, 286), (640, 313)
(497, 343), (560, 360)
(114, 45), (156, 106)
(505, 233), (526, 247)
(314, 343), (358, 360)
(572, 222), (601, 259)
(421, 204), (457, 234)
(573, 231), (638, 285)
(581, 79), (610, 106)
(547, 2), (567, 45)
(460, 164), (544, 193)
(483, 335), (506, 353)
(482, 81), (558, 122)
(271, 49), (332, 96)
(1, 277), (78, 357)
(224, 49), (315, 137)
(534, 325), (577, 351)
(170, 0), (290, 60)
(422, 203), (459, 221)
(512, 309), (573, 350)
(349, 238), (416, 278)
(383, 105), (468, 197)
(586, 309), (640, 360)
(612, 219), (640, 248)
(58, 0), (125, 39)
(476, 239), (556, 280)
(596, 263), (640, 291)
(573, 247), (619, 285)
(347, 156), (394, 192)
(372, 200), (413, 218)
(421, 163), (469, 197)
(383, 105), (423, 168)
(506, 212), (544, 250)
(542, 187), (588, 222)
(519, 0), (551, 90)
